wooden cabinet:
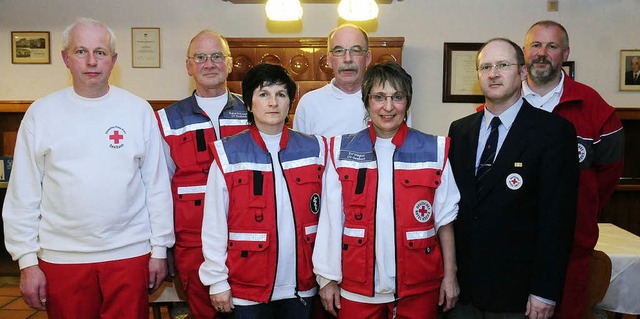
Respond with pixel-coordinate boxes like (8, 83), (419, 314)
(225, 37), (404, 123)
(600, 108), (640, 236)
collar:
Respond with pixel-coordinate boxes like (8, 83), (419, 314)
(330, 79), (362, 100)
(482, 98), (523, 131)
(368, 121), (408, 148)
(189, 89), (233, 114)
(522, 71), (565, 100)
(249, 124), (290, 152)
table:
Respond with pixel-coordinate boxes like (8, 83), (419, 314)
(595, 223), (640, 315)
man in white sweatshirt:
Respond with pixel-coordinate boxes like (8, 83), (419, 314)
(2, 17), (174, 318)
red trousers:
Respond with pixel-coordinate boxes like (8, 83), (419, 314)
(174, 245), (222, 319)
(338, 290), (439, 319)
(39, 254), (149, 319)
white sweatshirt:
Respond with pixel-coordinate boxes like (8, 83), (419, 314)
(2, 86), (175, 269)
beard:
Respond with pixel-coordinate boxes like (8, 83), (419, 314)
(527, 56), (561, 85)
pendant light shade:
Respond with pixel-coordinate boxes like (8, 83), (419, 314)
(266, 0), (303, 21)
(338, 0), (379, 21)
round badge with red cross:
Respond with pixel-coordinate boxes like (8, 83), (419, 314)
(506, 173), (523, 190)
(577, 143), (586, 163)
(413, 200), (433, 223)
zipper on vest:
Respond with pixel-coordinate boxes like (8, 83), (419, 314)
(371, 150), (379, 298)
(267, 156), (279, 302)
(392, 150), (400, 304)
(278, 151), (306, 306)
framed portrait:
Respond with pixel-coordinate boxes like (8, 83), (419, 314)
(562, 61), (575, 80)
(131, 27), (161, 68)
(620, 50), (640, 91)
(11, 31), (50, 64)
(442, 42), (484, 103)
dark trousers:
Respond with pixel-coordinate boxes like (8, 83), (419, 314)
(227, 297), (314, 319)
(446, 302), (527, 319)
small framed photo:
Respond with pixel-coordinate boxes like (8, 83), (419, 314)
(442, 42), (484, 103)
(620, 50), (640, 91)
(131, 27), (161, 68)
(11, 31), (51, 64)
(562, 61), (575, 80)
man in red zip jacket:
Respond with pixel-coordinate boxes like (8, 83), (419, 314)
(155, 30), (249, 319)
(522, 20), (624, 319)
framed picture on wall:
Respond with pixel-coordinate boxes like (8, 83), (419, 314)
(11, 31), (50, 64)
(442, 42), (484, 103)
(620, 50), (640, 91)
(131, 27), (161, 68)
(562, 61), (575, 80)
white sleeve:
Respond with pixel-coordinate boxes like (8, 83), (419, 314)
(160, 137), (176, 179)
(433, 159), (460, 231)
(312, 145), (344, 283)
(141, 109), (175, 258)
(199, 160), (231, 294)
(2, 109), (43, 269)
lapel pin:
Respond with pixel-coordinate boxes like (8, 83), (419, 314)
(506, 173), (524, 190)
(514, 162), (523, 167)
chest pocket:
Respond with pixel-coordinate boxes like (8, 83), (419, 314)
(172, 130), (213, 168)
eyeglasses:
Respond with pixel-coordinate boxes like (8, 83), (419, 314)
(369, 92), (408, 104)
(189, 52), (227, 64)
(329, 46), (367, 57)
(477, 62), (519, 74)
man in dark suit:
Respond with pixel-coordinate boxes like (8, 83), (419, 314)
(446, 38), (579, 319)
(625, 56), (640, 85)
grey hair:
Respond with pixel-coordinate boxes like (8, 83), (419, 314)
(62, 17), (117, 55)
(187, 30), (231, 57)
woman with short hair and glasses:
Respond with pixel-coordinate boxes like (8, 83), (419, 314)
(313, 61), (461, 318)
(199, 63), (327, 319)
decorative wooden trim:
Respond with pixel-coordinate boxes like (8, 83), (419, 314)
(226, 37), (404, 49)
(0, 101), (31, 113)
(615, 107), (640, 120)
(0, 100), (177, 112)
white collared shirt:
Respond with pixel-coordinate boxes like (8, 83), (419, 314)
(522, 72), (564, 113)
(475, 99), (523, 173)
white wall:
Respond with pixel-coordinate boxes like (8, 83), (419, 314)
(1, 0), (638, 135)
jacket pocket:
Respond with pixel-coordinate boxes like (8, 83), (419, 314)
(227, 230), (270, 287)
(298, 222), (318, 282)
(174, 184), (207, 246)
(341, 225), (368, 283)
(401, 227), (443, 285)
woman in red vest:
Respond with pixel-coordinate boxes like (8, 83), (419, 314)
(313, 61), (460, 318)
(199, 64), (327, 319)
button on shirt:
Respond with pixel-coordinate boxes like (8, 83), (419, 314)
(522, 72), (565, 113)
(475, 99), (523, 173)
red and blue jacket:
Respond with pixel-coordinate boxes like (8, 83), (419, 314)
(155, 92), (249, 246)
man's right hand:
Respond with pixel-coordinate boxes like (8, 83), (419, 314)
(319, 280), (341, 317)
(20, 265), (47, 310)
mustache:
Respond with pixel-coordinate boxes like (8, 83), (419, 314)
(338, 63), (358, 72)
(531, 56), (551, 65)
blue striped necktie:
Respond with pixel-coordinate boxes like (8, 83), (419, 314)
(477, 117), (501, 181)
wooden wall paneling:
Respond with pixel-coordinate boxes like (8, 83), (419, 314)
(285, 48), (315, 82)
(313, 48), (334, 81)
(370, 47), (402, 65)
(229, 48), (256, 82)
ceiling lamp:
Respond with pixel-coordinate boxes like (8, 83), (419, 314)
(266, 0), (303, 21)
(338, 0), (379, 21)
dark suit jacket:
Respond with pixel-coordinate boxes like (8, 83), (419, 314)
(625, 71), (640, 85)
(447, 100), (578, 312)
